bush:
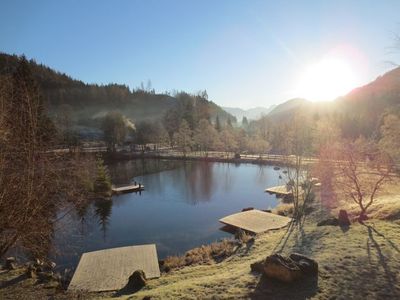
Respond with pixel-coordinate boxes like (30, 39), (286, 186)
(162, 239), (236, 272)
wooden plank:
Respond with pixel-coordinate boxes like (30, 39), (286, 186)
(68, 244), (160, 292)
(265, 185), (304, 197)
(112, 184), (144, 193)
(265, 185), (292, 196)
(219, 209), (291, 234)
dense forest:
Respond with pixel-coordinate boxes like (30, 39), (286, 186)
(1, 52), (400, 166)
(0, 53), (235, 138)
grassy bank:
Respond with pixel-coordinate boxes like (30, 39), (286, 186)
(108, 178), (400, 299)
(1, 177), (399, 299)
(114, 223), (399, 299)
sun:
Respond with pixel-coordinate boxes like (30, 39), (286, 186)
(295, 57), (358, 102)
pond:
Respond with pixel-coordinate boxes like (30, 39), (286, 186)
(53, 159), (284, 270)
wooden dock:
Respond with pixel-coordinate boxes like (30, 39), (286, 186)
(112, 184), (144, 194)
(68, 244), (160, 292)
(265, 185), (305, 197)
(219, 209), (291, 234)
(265, 185), (293, 196)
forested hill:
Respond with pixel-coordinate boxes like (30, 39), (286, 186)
(0, 53), (234, 134)
(263, 67), (400, 139)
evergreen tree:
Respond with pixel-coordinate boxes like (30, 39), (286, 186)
(215, 115), (221, 132)
(242, 116), (249, 127)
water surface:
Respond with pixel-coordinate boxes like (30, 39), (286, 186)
(54, 159), (284, 269)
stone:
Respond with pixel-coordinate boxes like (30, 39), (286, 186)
(263, 254), (302, 283)
(338, 210), (351, 226)
(126, 270), (147, 291)
(5, 257), (16, 270)
(289, 253), (318, 276)
(317, 217), (339, 226)
(250, 260), (265, 273)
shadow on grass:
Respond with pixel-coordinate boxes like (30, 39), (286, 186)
(272, 221), (297, 254)
(365, 224), (398, 296)
(113, 284), (142, 297)
(0, 272), (27, 289)
(250, 274), (318, 300)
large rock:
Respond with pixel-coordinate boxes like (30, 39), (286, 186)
(263, 254), (302, 283)
(256, 253), (318, 283)
(289, 253), (318, 276)
(338, 210), (351, 226)
(126, 270), (147, 291)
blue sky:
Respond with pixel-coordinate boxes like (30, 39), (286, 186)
(1, 0), (400, 108)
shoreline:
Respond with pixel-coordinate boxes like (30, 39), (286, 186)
(103, 151), (313, 168)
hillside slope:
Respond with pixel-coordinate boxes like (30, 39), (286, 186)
(264, 67), (400, 137)
(0, 53), (233, 133)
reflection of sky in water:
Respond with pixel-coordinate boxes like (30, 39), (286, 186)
(54, 160), (284, 269)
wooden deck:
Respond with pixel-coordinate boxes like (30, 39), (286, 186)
(265, 185), (305, 197)
(265, 185), (293, 196)
(112, 184), (144, 194)
(68, 244), (160, 292)
(219, 209), (291, 234)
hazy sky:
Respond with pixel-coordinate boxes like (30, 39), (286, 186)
(1, 0), (400, 108)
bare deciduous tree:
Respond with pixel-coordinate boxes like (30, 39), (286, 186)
(0, 57), (95, 260)
(334, 140), (393, 221)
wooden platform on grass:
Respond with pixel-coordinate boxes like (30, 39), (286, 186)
(219, 209), (291, 234)
(68, 244), (160, 292)
(112, 184), (144, 194)
(265, 185), (293, 196)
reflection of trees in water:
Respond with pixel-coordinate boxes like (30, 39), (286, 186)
(74, 201), (92, 235)
(256, 165), (268, 185)
(184, 162), (214, 204)
(107, 159), (182, 185)
(93, 199), (113, 240)
(221, 163), (233, 192)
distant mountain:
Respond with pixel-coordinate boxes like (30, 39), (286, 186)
(0, 53), (234, 136)
(222, 105), (276, 121)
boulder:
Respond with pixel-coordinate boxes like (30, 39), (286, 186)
(263, 254), (302, 283)
(250, 260), (265, 273)
(317, 217), (339, 226)
(338, 210), (351, 226)
(5, 257), (17, 270)
(289, 253), (318, 276)
(126, 270), (147, 291)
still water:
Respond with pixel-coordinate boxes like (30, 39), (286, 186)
(54, 159), (283, 269)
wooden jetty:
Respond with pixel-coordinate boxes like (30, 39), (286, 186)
(68, 244), (160, 292)
(265, 185), (305, 197)
(219, 209), (291, 234)
(265, 185), (293, 196)
(112, 184), (144, 194)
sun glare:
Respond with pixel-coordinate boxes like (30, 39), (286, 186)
(296, 57), (358, 102)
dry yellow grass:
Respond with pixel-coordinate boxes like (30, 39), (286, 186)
(2, 175), (400, 299)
